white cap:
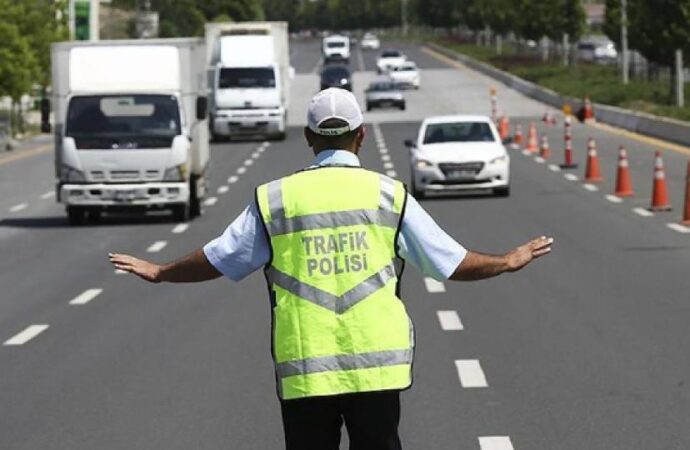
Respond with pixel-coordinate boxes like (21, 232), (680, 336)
(307, 88), (364, 136)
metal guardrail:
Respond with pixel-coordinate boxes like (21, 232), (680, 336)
(427, 42), (690, 148)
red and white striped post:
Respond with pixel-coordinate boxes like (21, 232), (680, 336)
(560, 115), (578, 169)
(490, 88), (497, 123)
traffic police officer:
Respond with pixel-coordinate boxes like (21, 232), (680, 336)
(109, 88), (553, 450)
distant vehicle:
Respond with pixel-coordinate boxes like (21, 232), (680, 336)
(48, 38), (210, 224)
(577, 38), (618, 64)
(365, 80), (405, 111)
(405, 115), (510, 198)
(322, 35), (351, 62)
(376, 49), (406, 74)
(320, 64), (352, 91)
(389, 61), (420, 89)
(360, 33), (380, 50)
(205, 22), (291, 141)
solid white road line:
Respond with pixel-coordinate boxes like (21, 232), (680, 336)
(69, 288), (103, 305)
(455, 359), (488, 388)
(3, 325), (49, 346)
(633, 207), (654, 217)
(478, 436), (515, 450)
(386, 170), (397, 178)
(424, 277), (446, 293)
(172, 223), (189, 234)
(147, 240), (168, 253)
(534, 156), (545, 164)
(383, 162), (394, 170)
(605, 194), (623, 203)
(203, 197), (218, 206)
(667, 223), (690, 233)
(548, 164), (561, 172)
(217, 185), (230, 194)
(564, 173), (578, 181)
(228, 175), (239, 184)
(583, 183), (599, 192)
(9, 203), (28, 212)
(40, 191), (55, 199)
(437, 310), (463, 331)
(237, 167), (247, 174)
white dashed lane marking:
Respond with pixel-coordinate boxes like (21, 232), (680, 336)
(251, 151), (260, 158)
(583, 183), (599, 192)
(383, 162), (394, 170)
(521, 150), (531, 156)
(381, 154), (391, 162)
(386, 170), (397, 178)
(217, 185), (229, 194)
(69, 288), (103, 305)
(237, 167), (247, 174)
(667, 223), (690, 233)
(3, 325), (49, 346)
(172, 223), (189, 234)
(633, 207), (654, 217)
(605, 194), (623, 203)
(244, 159), (254, 166)
(424, 277), (446, 293)
(9, 203), (28, 212)
(147, 241), (168, 253)
(228, 175), (239, 184)
(437, 310), (463, 331)
(40, 191), (55, 199)
(479, 436), (515, 450)
(114, 269), (127, 275)
(534, 156), (545, 164)
(564, 173), (578, 181)
(203, 197), (218, 207)
(547, 164), (561, 172)
(455, 359), (488, 388)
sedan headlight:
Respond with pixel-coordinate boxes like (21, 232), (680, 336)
(415, 159), (433, 169)
(164, 163), (188, 181)
(489, 155), (508, 165)
(61, 164), (85, 183)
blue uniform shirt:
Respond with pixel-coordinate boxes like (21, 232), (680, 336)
(203, 150), (467, 281)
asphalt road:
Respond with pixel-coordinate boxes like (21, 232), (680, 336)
(1, 39), (689, 450)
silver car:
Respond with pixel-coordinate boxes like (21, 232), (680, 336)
(365, 80), (405, 111)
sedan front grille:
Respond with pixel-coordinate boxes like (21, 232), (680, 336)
(439, 162), (484, 177)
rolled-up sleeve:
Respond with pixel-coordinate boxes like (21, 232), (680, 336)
(397, 194), (467, 280)
(203, 201), (271, 281)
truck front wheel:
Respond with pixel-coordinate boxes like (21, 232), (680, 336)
(189, 179), (202, 218)
(172, 203), (190, 222)
(67, 206), (85, 226)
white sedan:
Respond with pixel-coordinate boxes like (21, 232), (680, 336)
(389, 61), (420, 89)
(360, 33), (380, 50)
(405, 115), (510, 198)
(376, 49), (406, 74)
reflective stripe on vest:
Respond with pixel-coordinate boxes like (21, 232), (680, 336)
(256, 167), (414, 400)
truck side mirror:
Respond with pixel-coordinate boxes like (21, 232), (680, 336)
(196, 96), (208, 121)
(404, 139), (415, 148)
(40, 98), (51, 133)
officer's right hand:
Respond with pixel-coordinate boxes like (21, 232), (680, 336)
(108, 253), (162, 283)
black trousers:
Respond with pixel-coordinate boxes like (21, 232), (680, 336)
(280, 390), (402, 450)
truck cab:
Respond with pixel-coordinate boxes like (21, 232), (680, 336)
(322, 35), (351, 63)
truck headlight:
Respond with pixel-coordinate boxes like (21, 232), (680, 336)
(415, 160), (433, 169)
(489, 155), (507, 165)
(164, 164), (188, 181)
(62, 164), (85, 183)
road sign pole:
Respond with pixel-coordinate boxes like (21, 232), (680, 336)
(621, 0), (629, 85)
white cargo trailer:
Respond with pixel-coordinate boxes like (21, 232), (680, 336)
(205, 22), (291, 141)
(48, 38), (209, 224)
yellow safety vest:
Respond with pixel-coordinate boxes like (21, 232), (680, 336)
(256, 166), (414, 400)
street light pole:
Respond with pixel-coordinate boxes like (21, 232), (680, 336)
(401, 0), (408, 37)
(621, 0), (629, 84)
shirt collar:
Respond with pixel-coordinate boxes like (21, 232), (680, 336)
(309, 150), (361, 168)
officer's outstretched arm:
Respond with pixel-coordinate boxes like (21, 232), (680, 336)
(108, 249), (221, 283)
(450, 236), (553, 281)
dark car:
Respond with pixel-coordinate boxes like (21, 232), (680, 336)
(320, 64), (352, 91)
(365, 80), (405, 111)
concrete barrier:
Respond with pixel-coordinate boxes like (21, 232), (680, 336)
(427, 42), (690, 148)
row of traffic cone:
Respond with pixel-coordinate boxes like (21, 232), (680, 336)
(508, 121), (690, 223)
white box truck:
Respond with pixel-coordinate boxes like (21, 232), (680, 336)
(47, 38), (209, 225)
(205, 22), (291, 141)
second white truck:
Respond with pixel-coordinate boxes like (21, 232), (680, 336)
(205, 22), (291, 141)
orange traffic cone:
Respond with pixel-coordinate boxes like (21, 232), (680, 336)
(614, 146), (634, 197)
(650, 151), (672, 211)
(511, 124), (523, 150)
(498, 116), (510, 141)
(682, 161), (690, 225)
(539, 136), (552, 159)
(526, 122), (539, 153)
(584, 137), (603, 182)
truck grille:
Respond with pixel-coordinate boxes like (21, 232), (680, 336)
(110, 170), (141, 181)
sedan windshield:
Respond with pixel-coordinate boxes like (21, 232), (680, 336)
(368, 82), (397, 92)
(423, 122), (495, 144)
(219, 67), (276, 89)
(66, 95), (181, 149)
(322, 66), (350, 81)
(381, 50), (402, 58)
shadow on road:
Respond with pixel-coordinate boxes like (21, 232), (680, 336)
(0, 213), (176, 229)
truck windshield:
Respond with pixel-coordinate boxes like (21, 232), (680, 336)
(219, 68), (276, 88)
(66, 95), (181, 149)
(423, 122), (495, 144)
(327, 42), (346, 48)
